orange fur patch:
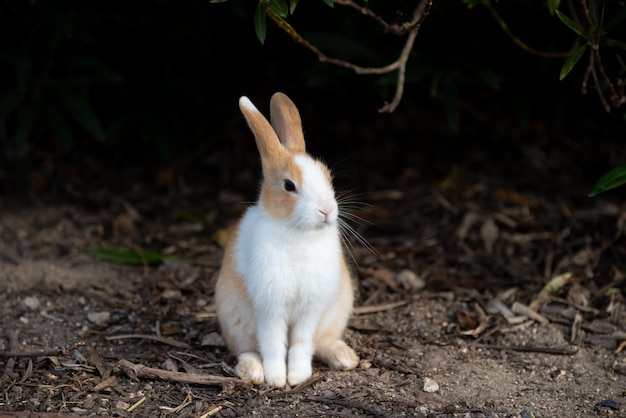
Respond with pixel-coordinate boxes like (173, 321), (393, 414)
(261, 153), (304, 220)
(215, 223), (259, 355)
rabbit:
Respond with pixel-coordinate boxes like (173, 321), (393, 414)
(215, 92), (359, 388)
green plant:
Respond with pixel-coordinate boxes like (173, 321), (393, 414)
(0, 5), (124, 157)
(552, 1), (626, 111)
(589, 165), (626, 196)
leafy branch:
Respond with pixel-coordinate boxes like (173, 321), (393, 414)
(250, 0), (433, 113)
(554, 1), (626, 112)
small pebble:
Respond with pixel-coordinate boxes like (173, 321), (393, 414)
(114, 401), (130, 410)
(200, 331), (225, 346)
(87, 311), (111, 325)
(422, 377), (439, 393)
(396, 269), (425, 292)
(22, 296), (40, 310)
(322, 390), (337, 399)
(161, 289), (182, 300)
(520, 410), (536, 418)
(596, 399), (620, 410)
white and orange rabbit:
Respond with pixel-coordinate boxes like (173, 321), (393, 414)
(215, 92), (359, 387)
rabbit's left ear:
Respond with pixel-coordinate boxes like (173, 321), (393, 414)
(270, 92), (306, 154)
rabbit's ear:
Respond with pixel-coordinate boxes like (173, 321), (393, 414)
(270, 92), (306, 154)
(239, 96), (284, 163)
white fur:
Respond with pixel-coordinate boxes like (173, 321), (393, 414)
(239, 96), (256, 112)
(292, 155), (338, 228)
(217, 92), (358, 387)
(233, 155), (343, 386)
(235, 199), (342, 386)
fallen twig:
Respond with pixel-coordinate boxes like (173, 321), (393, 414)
(105, 334), (189, 348)
(159, 389), (193, 413)
(117, 359), (245, 387)
(127, 395), (147, 412)
(354, 300), (411, 315)
(474, 344), (578, 355)
(511, 302), (549, 324)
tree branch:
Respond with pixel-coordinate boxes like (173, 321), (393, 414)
(579, 0), (625, 110)
(264, 0), (433, 112)
(483, 1), (570, 58)
(334, 0), (430, 36)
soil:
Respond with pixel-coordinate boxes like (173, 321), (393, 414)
(1, 128), (626, 418)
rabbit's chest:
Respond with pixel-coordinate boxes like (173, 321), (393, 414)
(256, 237), (340, 296)
(235, 207), (342, 306)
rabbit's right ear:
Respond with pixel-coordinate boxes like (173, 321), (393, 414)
(270, 92), (306, 154)
(239, 96), (283, 164)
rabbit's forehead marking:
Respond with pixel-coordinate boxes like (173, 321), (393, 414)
(293, 154), (333, 193)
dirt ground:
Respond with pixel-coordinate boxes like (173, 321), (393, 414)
(1, 131), (626, 418)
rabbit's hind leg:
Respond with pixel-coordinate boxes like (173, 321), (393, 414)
(235, 352), (264, 384)
(316, 339), (358, 370)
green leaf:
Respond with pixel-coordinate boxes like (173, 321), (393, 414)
(87, 247), (172, 265)
(44, 104), (73, 153)
(536, 273), (573, 298)
(321, 0), (334, 7)
(547, 0), (561, 16)
(555, 10), (586, 37)
(589, 164), (626, 196)
(607, 38), (626, 50)
(289, 0), (300, 14)
(87, 246), (196, 266)
(267, 0), (288, 18)
(588, 0), (597, 25)
(605, 287), (622, 296)
(53, 84), (106, 142)
(254, 2), (267, 44)
(604, 6), (626, 30)
(559, 44), (587, 80)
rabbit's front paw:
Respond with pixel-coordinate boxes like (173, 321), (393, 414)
(263, 359), (287, 387)
(235, 352), (264, 384)
(287, 362), (313, 386)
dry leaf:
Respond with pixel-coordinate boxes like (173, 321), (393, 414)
(457, 212), (480, 241)
(369, 267), (398, 291)
(480, 217), (499, 254)
(92, 376), (118, 392)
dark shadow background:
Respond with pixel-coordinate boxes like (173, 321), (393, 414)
(0, 0), (624, 199)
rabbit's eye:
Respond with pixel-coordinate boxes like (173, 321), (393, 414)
(284, 179), (297, 193)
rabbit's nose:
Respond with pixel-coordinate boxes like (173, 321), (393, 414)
(319, 203), (335, 220)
